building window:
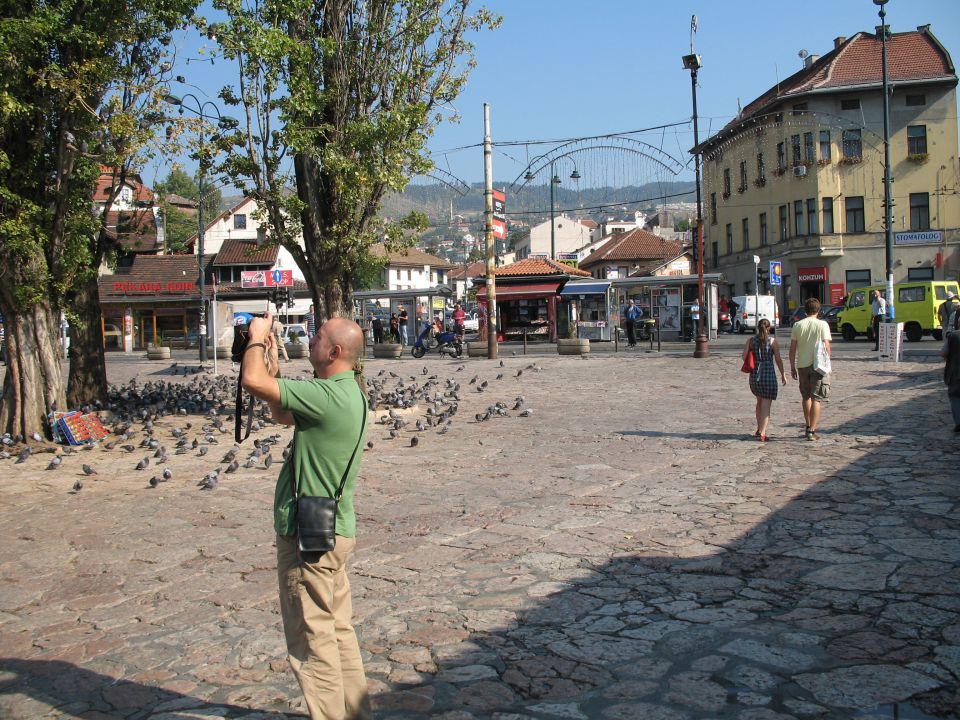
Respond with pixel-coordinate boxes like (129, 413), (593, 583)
(791, 134), (801, 166)
(842, 129), (862, 159)
(794, 200), (805, 236)
(907, 125), (927, 155)
(845, 196), (865, 233)
(777, 142), (786, 170)
(841, 98), (860, 110)
(234, 214), (247, 230)
(759, 212), (768, 246)
(907, 267), (934, 281)
(822, 197), (834, 234)
(723, 168), (731, 197)
(910, 192), (930, 230)
(803, 132), (815, 163)
(792, 102), (808, 115)
(395, 268), (401, 280)
(710, 192), (717, 224)
(738, 161), (747, 193)
(406, 269), (412, 280)
(779, 205), (788, 239)
(905, 94), (926, 106)
(819, 131), (831, 162)
(725, 223), (733, 255)
(807, 198), (818, 235)
(757, 152), (766, 184)
(742, 218), (750, 250)
(846, 269), (871, 288)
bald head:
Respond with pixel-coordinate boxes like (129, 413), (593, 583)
(323, 317), (364, 365)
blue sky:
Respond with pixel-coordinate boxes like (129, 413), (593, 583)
(155, 0), (960, 188)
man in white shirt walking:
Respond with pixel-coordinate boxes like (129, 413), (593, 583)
(871, 290), (887, 352)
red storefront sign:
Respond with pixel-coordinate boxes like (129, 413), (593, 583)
(492, 189), (507, 240)
(113, 281), (196, 293)
(797, 266), (828, 283)
(829, 283), (846, 305)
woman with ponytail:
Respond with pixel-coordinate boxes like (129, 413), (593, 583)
(742, 318), (786, 441)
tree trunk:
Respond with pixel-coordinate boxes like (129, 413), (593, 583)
(0, 300), (66, 440)
(67, 272), (108, 407)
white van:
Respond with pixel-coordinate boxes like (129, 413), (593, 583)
(730, 295), (779, 334)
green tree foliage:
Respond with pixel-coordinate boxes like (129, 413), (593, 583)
(154, 167), (222, 221)
(0, 0), (196, 435)
(160, 203), (197, 254)
(210, 0), (499, 320)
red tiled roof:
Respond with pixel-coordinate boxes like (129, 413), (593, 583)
(104, 210), (160, 252)
(578, 229), (684, 268)
(448, 260), (488, 280)
(483, 257), (591, 278)
(578, 219), (598, 228)
(212, 239), (279, 266)
(370, 243), (453, 269)
(709, 28), (956, 147)
(94, 169), (155, 204)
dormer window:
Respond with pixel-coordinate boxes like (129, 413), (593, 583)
(119, 186), (133, 203)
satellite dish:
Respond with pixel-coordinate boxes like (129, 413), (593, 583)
(799, 49), (809, 59)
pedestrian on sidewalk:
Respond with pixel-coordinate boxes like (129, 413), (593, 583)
(871, 289), (887, 351)
(272, 317), (290, 362)
(743, 318), (786, 442)
(943, 330), (960, 433)
(371, 315), (384, 344)
(389, 313), (400, 344)
(398, 305), (409, 346)
(689, 298), (701, 341)
(305, 304), (316, 339)
(789, 297), (832, 441)
(241, 315), (373, 720)
(623, 299), (642, 347)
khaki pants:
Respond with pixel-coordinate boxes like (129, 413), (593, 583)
(277, 535), (372, 720)
(276, 334), (290, 360)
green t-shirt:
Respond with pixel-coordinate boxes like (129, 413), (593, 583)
(274, 371), (367, 537)
(790, 316), (831, 369)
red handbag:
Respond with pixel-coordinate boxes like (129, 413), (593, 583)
(740, 349), (756, 373)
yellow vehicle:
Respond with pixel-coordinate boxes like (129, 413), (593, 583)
(837, 280), (960, 342)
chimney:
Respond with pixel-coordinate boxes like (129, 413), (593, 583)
(834, 36), (846, 49)
(917, 24), (930, 33)
(804, 54), (820, 68)
(875, 25), (890, 39)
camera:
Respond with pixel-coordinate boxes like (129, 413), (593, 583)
(231, 313), (266, 363)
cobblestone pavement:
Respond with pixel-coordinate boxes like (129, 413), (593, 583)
(1, 345), (958, 719)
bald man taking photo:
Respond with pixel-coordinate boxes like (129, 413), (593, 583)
(241, 313), (372, 720)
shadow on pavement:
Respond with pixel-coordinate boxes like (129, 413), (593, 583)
(364, 384), (959, 718)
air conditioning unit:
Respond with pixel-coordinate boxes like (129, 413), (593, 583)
(793, 165), (807, 177)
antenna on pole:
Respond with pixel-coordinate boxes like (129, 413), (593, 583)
(798, 48), (809, 69)
(690, 15), (697, 54)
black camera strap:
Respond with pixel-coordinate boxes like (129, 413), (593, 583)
(235, 352), (256, 444)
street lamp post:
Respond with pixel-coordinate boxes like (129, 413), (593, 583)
(875, 0), (895, 316)
(163, 92), (236, 363)
(549, 161), (561, 260)
(683, 15), (709, 358)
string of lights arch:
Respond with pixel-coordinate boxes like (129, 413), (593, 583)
(414, 167), (471, 197)
(509, 136), (686, 193)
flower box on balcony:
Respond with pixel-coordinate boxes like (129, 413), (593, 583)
(773, 167), (787, 177)
(839, 156), (862, 165)
(907, 152), (928, 164)
(754, 177), (766, 188)
(817, 158), (831, 167)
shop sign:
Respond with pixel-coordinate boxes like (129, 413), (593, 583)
(895, 230), (942, 245)
(113, 281), (196, 293)
(241, 269), (293, 288)
(797, 266), (827, 283)
(829, 283), (846, 305)
(557, 253), (579, 269)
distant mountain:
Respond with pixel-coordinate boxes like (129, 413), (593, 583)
(382, 181), (696, 222)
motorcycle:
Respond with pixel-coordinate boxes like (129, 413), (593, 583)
(718, 310), (733, 333)
(411, 324), (462, 359)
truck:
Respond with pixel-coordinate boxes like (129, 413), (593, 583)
(730, 295), (780, 334)
(836, 280), (960, 342)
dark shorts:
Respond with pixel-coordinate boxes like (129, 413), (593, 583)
(798, 366), (830, 402)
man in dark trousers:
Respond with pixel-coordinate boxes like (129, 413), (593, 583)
(398, 304), (409, 346)
(623, 299), (642, 347)
(371, 315), (384, 344)
(241, 314), (372, 720)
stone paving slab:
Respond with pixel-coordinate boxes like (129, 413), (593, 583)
(0, 347), (958, 719)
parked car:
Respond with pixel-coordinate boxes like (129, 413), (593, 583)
(283, 323), (309, 344)
(787, 304), (840, 330)
(836, 280), (960, 342)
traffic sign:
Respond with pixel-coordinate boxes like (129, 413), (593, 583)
(769, 260), (782, 286)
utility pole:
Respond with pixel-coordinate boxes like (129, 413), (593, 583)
(875, 0), (895, 315)
(483, 103), (498, 359)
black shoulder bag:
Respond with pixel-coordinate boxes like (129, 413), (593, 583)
(291, 388), (367, 555)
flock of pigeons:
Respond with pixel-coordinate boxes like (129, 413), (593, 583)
(0, 357), (545, 492)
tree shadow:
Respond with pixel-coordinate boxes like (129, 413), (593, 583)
(363, 386), (960, 718)
(0, 658), (300, 719)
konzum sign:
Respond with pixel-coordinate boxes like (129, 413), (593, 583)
(797, 267), (827, 283)
(113, 281), (197, 293)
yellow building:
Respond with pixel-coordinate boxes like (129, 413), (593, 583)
(697, 26), (959, 310)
